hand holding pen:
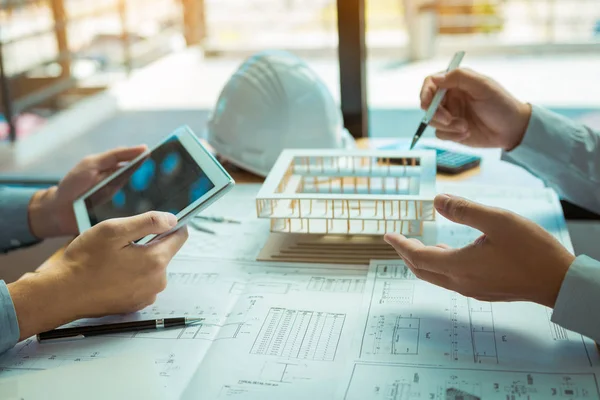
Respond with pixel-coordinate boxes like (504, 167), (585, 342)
(410, 51), (465, 150)
(418, 59), (532, 150)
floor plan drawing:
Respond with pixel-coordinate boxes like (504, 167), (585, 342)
(466, 299), (498, 364)
(180, 261), (368, 400)
(0, 258), (367, 400)
(343, 363), (600, 400)
(357, 261), (599, 369)
(367, 314), (421, 356)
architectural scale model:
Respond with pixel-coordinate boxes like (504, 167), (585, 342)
(256, 149), (436, 236)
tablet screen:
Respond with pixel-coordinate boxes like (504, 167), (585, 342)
(85, 136), (215, 226)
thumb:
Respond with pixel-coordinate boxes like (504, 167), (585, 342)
(432, 68), (490, 99)
(101, 211), (178, 243)
(434, 194), (504, 234)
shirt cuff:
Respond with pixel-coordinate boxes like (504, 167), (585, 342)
(551, 255), (600, 342)
(0, 280), (20, 354)
(0, 187), (41, 252)
(500, 104), (584, 174)
(498, 105), (600, 213)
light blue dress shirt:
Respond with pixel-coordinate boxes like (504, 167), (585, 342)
(0, 187), (40, 354)
(504, 105), (600, 342)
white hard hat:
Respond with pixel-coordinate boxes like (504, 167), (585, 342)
(206, 50), (355, 177)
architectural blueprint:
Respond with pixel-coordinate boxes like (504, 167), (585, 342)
(340, 259), (600, 399)
(356, 260), (599, 368)
(0, 257), (367, 399)
(343, 363), (600, 400)
(0, 183), (590, 399)
(180, 260), (368, 400)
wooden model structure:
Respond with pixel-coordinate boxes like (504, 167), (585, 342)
(256, 150), (436, 237)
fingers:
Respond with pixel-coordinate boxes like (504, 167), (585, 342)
(97, 166), (122, 182)
(383, 233), (454, 289)
(148, 226), (189, 259)
(384, 234), (423, 266)
(430, 68), (491, 99)
(97, 211), (178, 244)
(420, 71), (444, 109)
(434, 194), (507, 234)
(384, 234), (454, 274)
(429, 117), (469, 136)
(420, 78), (435, 109)
(89, 145), (147, 171)
(421, 70), (478, 142)
(409, 268), (452, 290)
(431, 106), (453, 125)
(435, 129), (470, 142)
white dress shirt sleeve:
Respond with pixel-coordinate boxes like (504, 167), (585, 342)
(502, 105), (600, 341)
(552, 255), (600, 343)
(502, 104), (600, 215)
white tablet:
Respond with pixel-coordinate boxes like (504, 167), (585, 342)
(73, 126), (235, 244)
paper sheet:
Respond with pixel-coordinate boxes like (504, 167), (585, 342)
(0, 257), (229, 397)
(343, 363), (600, 400)
(356, 260), (599, 368)
(0, 258), (367, 400)
(435, 183), (573, 252)
(338, 259), (600, 399)
(177, 184), (271, 261)
(179, 260), (368, 400)
(0, 355), (164, 400)
(0, 183), (586, 399)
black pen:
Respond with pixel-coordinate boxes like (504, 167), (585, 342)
(37, 317), (204, 342)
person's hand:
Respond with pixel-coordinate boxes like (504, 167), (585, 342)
(8, 211), (188, 339)
(384, 194), (575, 308)
(420, 68), (532, 150)
(28, 146), (147, 239)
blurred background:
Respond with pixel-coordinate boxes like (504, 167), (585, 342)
(1, 0), (600, 177)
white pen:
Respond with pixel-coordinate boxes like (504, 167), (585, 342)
(409, 51), (466, 150)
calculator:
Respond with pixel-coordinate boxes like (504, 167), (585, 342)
(379, 143), (481, 175)
(422, 146), (481, 174)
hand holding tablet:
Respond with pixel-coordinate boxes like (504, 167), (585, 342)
(8, 127), (233, 341)
(72, 126), (235, 244)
